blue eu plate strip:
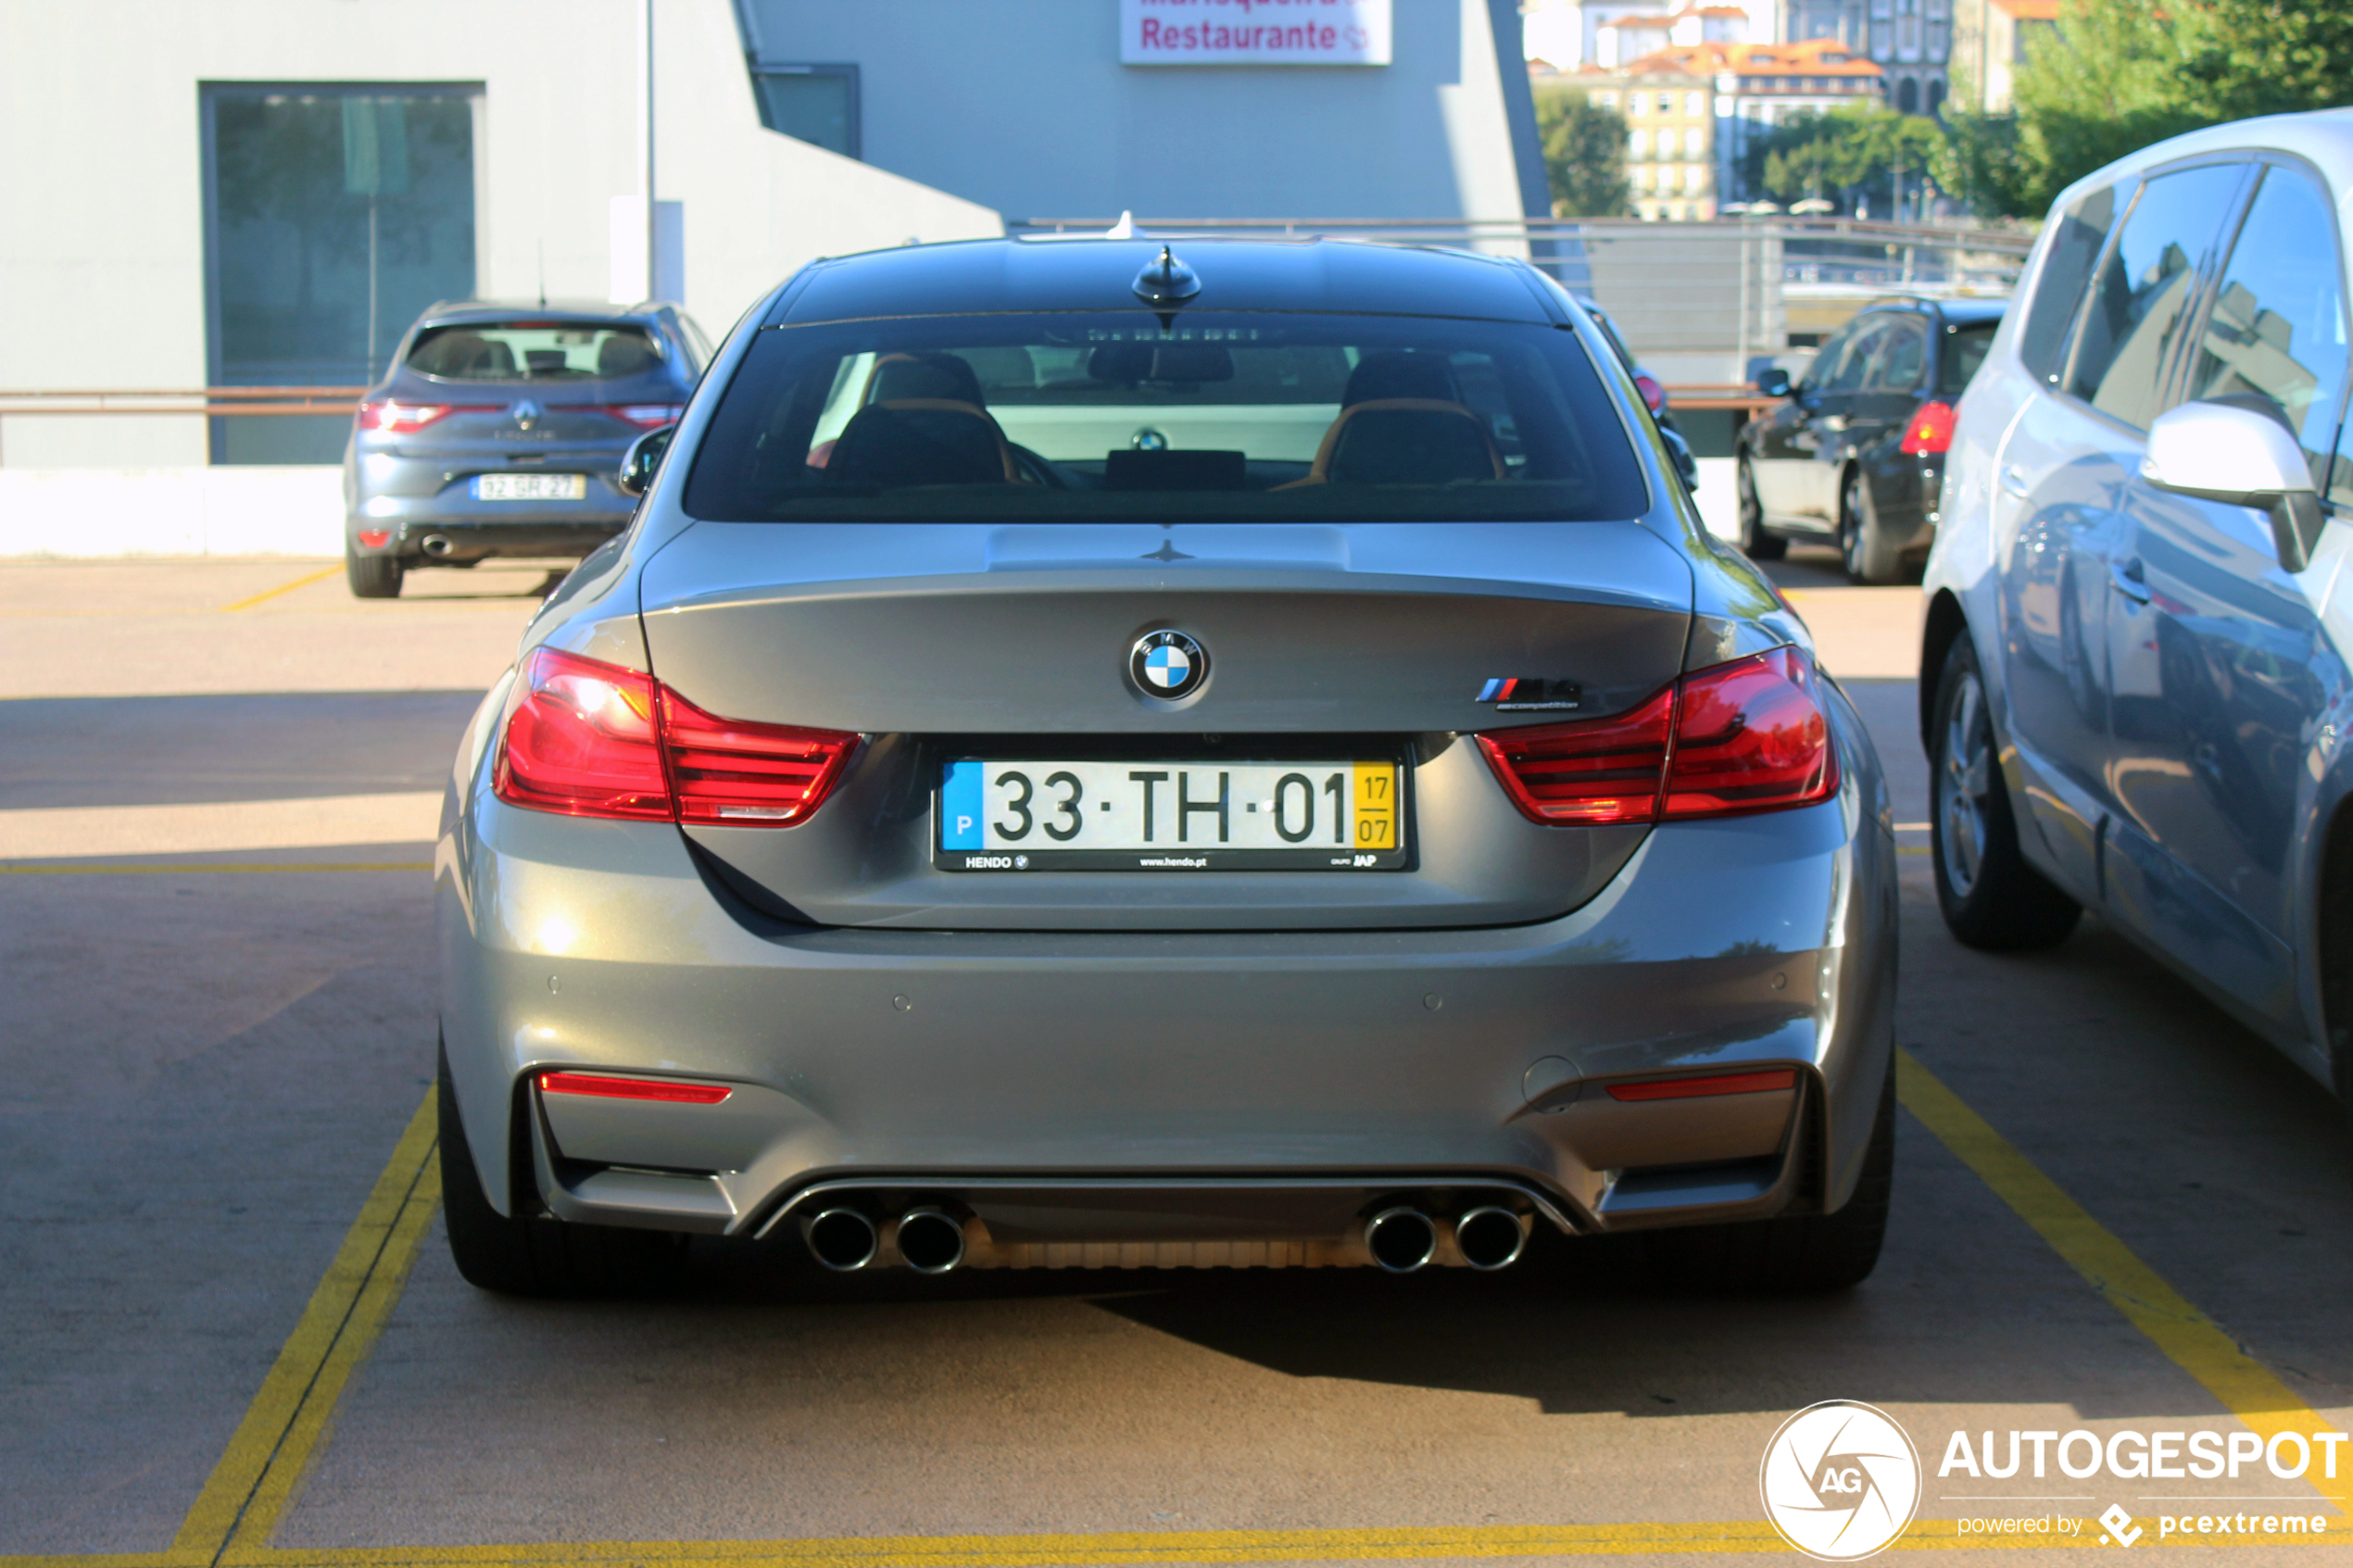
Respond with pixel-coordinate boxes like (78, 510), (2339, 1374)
(939, 760), (984, 850)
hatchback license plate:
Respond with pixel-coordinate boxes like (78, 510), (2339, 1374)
(937, 759), (1405, 871)
(473, 473), (587, 501)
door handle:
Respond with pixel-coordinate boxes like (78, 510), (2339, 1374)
(2109, 558), (2151, 603)
(2000, 466), (2031, 498)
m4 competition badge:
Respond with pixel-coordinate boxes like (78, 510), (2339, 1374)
(1130, 630), (1208, 700)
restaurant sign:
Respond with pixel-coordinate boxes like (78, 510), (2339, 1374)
(1120, 0), (1392, 66)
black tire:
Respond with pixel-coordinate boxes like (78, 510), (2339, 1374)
(437, 1042), (685, 1297)
(1736, 456), (1788, 560)
(346, 549), (404, 599)
(1929, 634), (2082, 949)
(1642, 1061), (1894, 1294)
(1840, 469), (1897, 584)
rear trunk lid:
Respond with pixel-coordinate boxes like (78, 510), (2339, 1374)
(638, 520), (1694, 931)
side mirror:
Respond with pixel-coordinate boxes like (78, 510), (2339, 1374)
(617, 423), (678, 498)
(1755, 367), (1793, 398)
(2141, 399), (2322, 571)
(1660, 425), (1701, 492)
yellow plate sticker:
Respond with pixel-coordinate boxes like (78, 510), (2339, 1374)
(1353, 761), (1399, 850)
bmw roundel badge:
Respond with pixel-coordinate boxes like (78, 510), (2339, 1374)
(1129, 629), (1208, 700)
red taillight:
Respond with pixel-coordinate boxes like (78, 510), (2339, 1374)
(1475, 687), (1673, 824)
(1659, 646), (1839, 819)
(1632, 373), (1667, 415)
(359, 400), (494, 433)
(538, 1070), (732, 1105)
(1606, 1068), (1797, 1102)
(1899, 399), (1957, 455)
(492, 646), (860, 827)
(1478, 647), (1838, 825)
(660, 691), (860, 826)
(356, 530), (391, 549)
(493, 647), (672, 820)
(600, 403), (685, 430)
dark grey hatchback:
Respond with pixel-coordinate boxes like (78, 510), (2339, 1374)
(341, 302), (711, 597)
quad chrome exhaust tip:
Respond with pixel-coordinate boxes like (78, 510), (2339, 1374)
(1453, 1206), (1528, 1271)
(804, 1208), (880, 1272)
(894, 1207), (968, 1274)
(1364, 1207), (1439, 1273)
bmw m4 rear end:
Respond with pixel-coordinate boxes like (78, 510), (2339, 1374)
(434, 238), (1897, 1296)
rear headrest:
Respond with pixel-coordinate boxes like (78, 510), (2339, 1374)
(822, 399), (1014, 487)
(866, 352), (986, 407)
(1342, 351), (1459, 407)
(597, 335), (656, 378)
(1319, 400), (1503, 485)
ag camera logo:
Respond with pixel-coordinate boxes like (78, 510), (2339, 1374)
(1760, 1400), (1921, 1561)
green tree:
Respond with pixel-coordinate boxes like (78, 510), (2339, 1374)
(1947, 0), (2353, 219)
(1758, 105), (1945, 217)
(1535, 88), (1631, 217)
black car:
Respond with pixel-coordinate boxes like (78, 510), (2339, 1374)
(1734, 296), (2005, 583)
(341, 301), (711, 598)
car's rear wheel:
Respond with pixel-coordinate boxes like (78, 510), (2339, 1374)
(1736, 456), (1787, 560)
(1839, 470), (1899, 584)
(1930, 634), (2081, 949)
(346, 548), (404, 599)
(437, 1041), (685, 1297)
(1641, 1062), (1893, 1293)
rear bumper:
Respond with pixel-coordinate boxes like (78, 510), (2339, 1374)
(360, 520), (625, 563)
(346, 460), (635, 561)
(436, 716), (1898, 1250)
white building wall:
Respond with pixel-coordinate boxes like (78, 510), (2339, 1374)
(0, 0), (1000, 470)
(740, 0), (1541, 222)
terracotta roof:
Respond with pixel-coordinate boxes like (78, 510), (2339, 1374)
(1993, 0), (2059, 17)
(1625, 39), (1885, 77)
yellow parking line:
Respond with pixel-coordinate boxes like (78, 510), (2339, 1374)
(172, 1091), (441, 1562)
(0, 863), (433, 875)
(1897, 1048), (2340, 1457)
(218, 566), (345, 614)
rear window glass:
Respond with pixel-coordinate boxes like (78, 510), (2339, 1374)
(2018, 184), (2116, 385)
(683, 312), (1648, 523)
(1937, 321), (1997, 395)
(406, 322), (665, 382)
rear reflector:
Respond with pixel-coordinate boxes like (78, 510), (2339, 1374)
(538, 1071), (733, 1105)
(1478, 646), (1837, 825)
(356, 530), (391, 549)
(1606, 1068), (1797, 1102)
(492, 646), (861, 827)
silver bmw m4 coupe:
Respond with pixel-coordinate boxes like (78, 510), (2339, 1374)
(434, 237), (1898, 1297)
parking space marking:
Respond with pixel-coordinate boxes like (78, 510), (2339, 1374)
(218, 568), (345, 614)
(9, 1056), (2342, 1568)
(0, 862), (433, 875)
(1896, 1048), (2342, 1463)
(170, 1090), (441, 1564)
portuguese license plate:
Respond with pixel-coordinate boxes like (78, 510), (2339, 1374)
(473, 472), (587, 501)
(937, 759), (1406, 871)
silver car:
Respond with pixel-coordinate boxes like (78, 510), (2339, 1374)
(343, 302), (711, 597)
(1923, 109), (2353, 1111)
(435, 238), (1898, 1295)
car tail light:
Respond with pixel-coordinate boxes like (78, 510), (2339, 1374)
(359, 400), (493, 433)
(493, 646), (860, 827)
(494, 648), (672, 820)
(660, 690), (861, 825)
(599, 403), (685, 429)
(1475, 687), (1673, 824)
(1478, 647), (1837, 825)
(1606, 1068), (1797, 1102)
(1899, 399), (1957, 455)
(538, 1070), (732, 1105)
(1632, 373), (1667, 415)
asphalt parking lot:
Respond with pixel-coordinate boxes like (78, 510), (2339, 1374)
(3, 554), (2348, 1568)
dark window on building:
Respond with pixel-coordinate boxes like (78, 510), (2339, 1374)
(1896, 77), (1919, 114)
(752, 65), (859, 159)
(202, 83), (480, 464)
